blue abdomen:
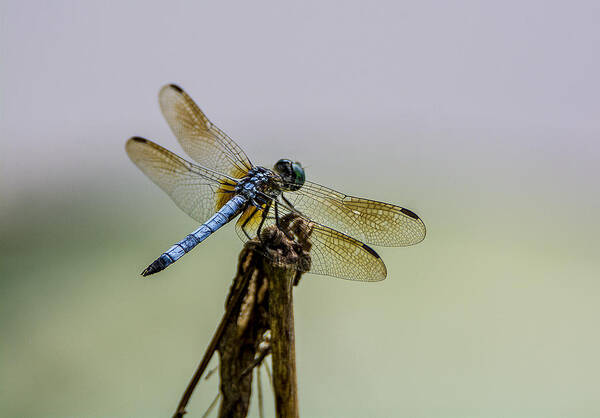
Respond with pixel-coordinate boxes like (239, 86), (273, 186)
(142, 195), (247, 276)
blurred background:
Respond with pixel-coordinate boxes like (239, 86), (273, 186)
(1, 1), (599, 417)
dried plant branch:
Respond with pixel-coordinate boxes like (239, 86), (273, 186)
(172, 213), (312, 418)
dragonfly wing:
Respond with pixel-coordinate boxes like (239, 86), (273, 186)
(159, 84), (254, 179)
(283, 180), (426, 247)
(125, 137), (237, 224)
(235, 203), (386, 282)
(307, 222), (387, 282)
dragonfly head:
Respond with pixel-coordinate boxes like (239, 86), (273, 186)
(274, 159), (305, 191)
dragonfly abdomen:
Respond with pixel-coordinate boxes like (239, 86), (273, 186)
(141, 194), (248, 276)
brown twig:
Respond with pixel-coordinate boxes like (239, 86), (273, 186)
(216, 248), (269, 417)
(172, 213), (312, 417)
(240, 345), (271, 378)
(264, 258), (300, 417)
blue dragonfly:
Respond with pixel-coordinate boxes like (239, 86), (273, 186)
(126, 84), (425, 281)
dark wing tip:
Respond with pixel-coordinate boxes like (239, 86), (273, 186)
(129, 136), (149, 144)
(361, 243), (381, 259)
(400, 207), (420, 220)
(400, 207), (427, 243)
(360, 243), (387, 281)
(168, 83), (184, 93)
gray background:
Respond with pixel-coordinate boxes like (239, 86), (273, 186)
(2, 1), (599, 417)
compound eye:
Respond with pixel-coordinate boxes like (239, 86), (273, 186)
(274, 159), (304, 191)
(274, 159), (291, 175)
(291, 162), (305, 189)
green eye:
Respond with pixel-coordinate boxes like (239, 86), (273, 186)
(274, 159), (305, 191)
(292, 163), (305, 187)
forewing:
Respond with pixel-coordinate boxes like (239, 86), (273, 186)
(159, 84), (253, 179)
(125, 137), (237, 224)
(283, 180), (426, 247)
(235, 203), (387, 282)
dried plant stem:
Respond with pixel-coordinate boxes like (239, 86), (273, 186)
(264, 261), (300, 418)
(172, 214), (311, 418)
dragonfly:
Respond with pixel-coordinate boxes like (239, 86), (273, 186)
(126, 84), (426, 281)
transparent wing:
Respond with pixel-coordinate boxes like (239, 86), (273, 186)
(282, 180), (426, 247)
(308, 222), (387, 281)
(235, 204), (387, 282)
(125, 137), (237, 224)
(159, 84), (254, 179)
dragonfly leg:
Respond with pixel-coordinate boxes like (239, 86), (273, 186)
(274, 199), (296, 241)
(281, 194), (304, 217)
(274, 200), (280, 228)
(255, 201), (272, 242)
(240, 206), (259, 241)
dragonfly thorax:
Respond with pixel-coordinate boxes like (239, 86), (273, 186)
(235, 166), (282, 205)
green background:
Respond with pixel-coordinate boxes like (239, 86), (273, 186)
(2, 1), (599, 417)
